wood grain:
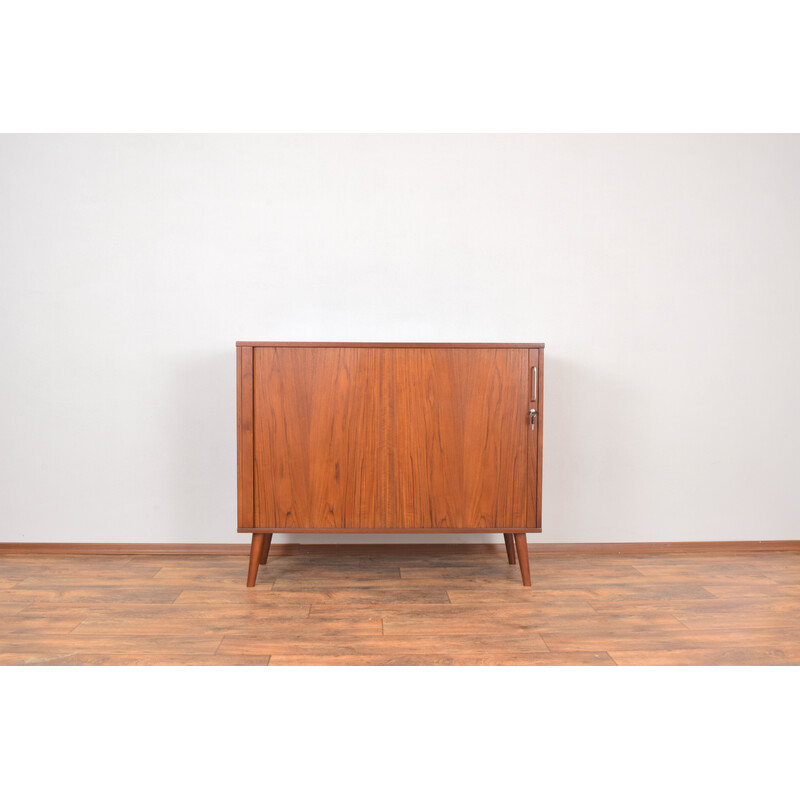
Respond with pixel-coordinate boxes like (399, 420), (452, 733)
(610, 647), (800, 666)
(0, 653), (274, 666)
(215, 633), (551, 657)
(252, 346), (529, 533)
(3, 545), (799, 665)
(0, 634), (225, 655)
(390, 348), (528, 528)
(268, 653), (613, 666)
(0, 587), (184, 604)
(254, 347), (385, 528)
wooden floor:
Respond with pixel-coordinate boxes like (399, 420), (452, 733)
(1, 544), (799, 665)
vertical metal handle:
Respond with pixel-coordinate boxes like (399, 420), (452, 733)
(533, 366), (538, 403)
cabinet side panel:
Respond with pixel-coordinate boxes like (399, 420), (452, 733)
(527, 348), (543, 529)
(536, 348), (544, 529)
(237, 346), (255, 528)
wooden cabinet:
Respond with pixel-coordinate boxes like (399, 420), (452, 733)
(236, 342), (544, 586)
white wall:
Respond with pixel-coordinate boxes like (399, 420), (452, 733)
(1, 134), (798, 544)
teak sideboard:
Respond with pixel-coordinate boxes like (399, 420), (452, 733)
(236, 342), (544, 586)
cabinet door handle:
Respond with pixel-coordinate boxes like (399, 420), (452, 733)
(533, 366), (538, 403)
(530, 408), (538, 429)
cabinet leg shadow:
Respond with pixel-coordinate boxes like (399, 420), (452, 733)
(245, 533), (532, 587)
(503, 533), (517, 564)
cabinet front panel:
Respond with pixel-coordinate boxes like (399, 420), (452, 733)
(254, 347), (390, 528)
(390, 348), (528, 528)
(253, 347), (529, 529)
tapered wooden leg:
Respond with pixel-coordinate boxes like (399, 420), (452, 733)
(247, 533), (265, 587)
(259, 533), (273, 564)
(514, 533), (531, 587)
(503, 534), (516, 564)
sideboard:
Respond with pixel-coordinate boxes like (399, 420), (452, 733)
(236, 342), (544, 586)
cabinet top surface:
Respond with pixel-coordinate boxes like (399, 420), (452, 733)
(236, 341), (545, 349)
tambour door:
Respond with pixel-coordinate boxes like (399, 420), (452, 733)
(389, 348), (529, 528)
(253, 347), (390, 529)
(251, 346), (531, 530)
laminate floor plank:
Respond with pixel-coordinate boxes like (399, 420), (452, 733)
(400, 567), (647, 584)
(217, 633), (551, 656)
(610, 647), (800, 665)
(307, 601), (596, 618)
(269, 652), (615, 666)
(172, 587), (298, 604)
(447, 590), (617, 605)
(18, 602), (309, 620)
(627, 569), (781, 586)
(13, 578), (226, 589)
(704, 583), (800, 598)
(449, 584), (717, 602)
(770, 584), (800, 595)
(0, 555), (137, 565)
(270, 577), (526, 590)
(69, 615), (381, 638)
(673, 611), (800, 631)
(589, 597), (800, 617)
(0, 566), (160, 582)
(0, 616), (85, 635)
(383, 613), (687, 638)
(152, 568), (262, 585)
(742, 558), (800, 571)
(251, 568), (405, 581)
(14, 603), (193, 618)
(0, 603), (30, 615)
(542, 627), (800, 652)
(267, 589), (452, 604)
(0, 634), (224, 655)
(126, 555), (245, 564)
(0, 588), (183, 604)
(0, 653), (273, 666)
(18, 592), (448, 615)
